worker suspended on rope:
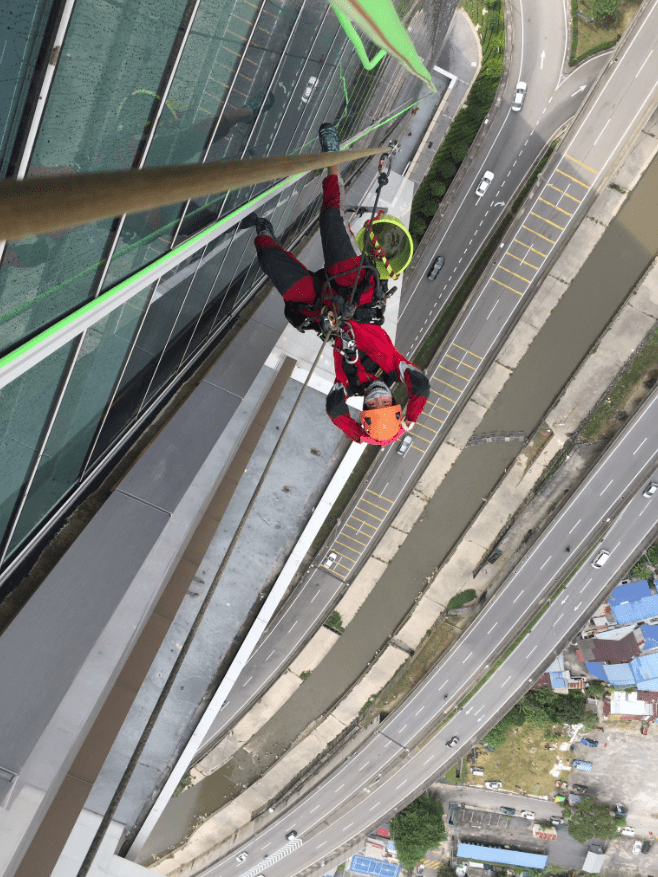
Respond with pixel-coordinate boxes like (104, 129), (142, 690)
(240, 123), (391, 334)
(241, 124), (428, 445)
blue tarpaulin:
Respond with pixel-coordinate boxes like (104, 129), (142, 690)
(349, 856), (400, 877)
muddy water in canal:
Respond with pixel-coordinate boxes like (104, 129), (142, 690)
(139, 153), (658, 862)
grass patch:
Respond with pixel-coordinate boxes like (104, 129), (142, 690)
(570, 0), (641, 64)
(299, 670), (311, 681)
(476, 724), (572, 796)
(360, 618), (465, 723)
(447, 588), (476, 610)
(326, 610), (344, 632)
(442, 762), (460, 783)
(580, 324), (658, 440)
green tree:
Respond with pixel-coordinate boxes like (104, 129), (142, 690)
(436, 159), (457, 180)
(450, 140), (470, 163)
(587, 681), (606, 698)
(420, 199), (437, 218)
(429, 180), (446, 198)
(568, 795), (620, 843)
(590, 0), (621, 21)
(389, 794), (447, 870)
(482, 723), (507, 749)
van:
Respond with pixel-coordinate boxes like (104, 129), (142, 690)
(591, 550), (610, 568)
(471, 767), (484, 776)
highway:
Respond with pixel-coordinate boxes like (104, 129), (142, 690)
(207, 370), (658, 877)
(196, 0), (658, 759)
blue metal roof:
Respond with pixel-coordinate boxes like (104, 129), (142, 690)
(604, 663), (636, 685)
(547, 655), (565, 673)
(550, 670), (570, 688)
(632, 654), (658, 685)
(349, 856), (400, 877)
(608, 581), (651, 607)
(611, 594), (658, 625)
(641, 625), (658, 651)
(456, 844), (548, 868)
(586, 662), (609, 681)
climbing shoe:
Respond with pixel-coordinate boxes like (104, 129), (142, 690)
(239, 212), (275, 238)
(244, 91), (275, 122)
(318, 123), (340, 154)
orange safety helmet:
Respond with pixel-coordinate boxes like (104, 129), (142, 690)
(360, 404), (403, 442)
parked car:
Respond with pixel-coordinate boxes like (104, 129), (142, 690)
(614, 803), (628, 818)
(619, 826), (635, 837)
(550, 817), (564, 826)
(286, 830), (297, 841)
(520, 810), (535, 820)
(512, 81), (527, 112)
(643, 481), (658, 497)
(447, 735), (459, 747)
(471, 767), (484, 777)
(573, 784), (589, 794)
(397, 434), (413, 456)
(642, 840), (652, 853)
(475, 170), (494, 198)
(632, 840), (643, 854)
(500, 806), (516, 816)
(236, 852), (249, 863)
(427, 255), (445, 280)
(324, 551), (338, 568)
(591, 549), (610, 568)
(572, 760), (592, 770)
(580, 737), (599, 748)
(485, 781), (502, 789)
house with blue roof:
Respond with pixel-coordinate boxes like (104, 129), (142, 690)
(641, 624), (658, 651)
(586, 653), (658, 691)
(456, 843), (547, 870)
(606, 581), (658, 625)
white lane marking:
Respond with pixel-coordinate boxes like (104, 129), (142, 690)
(311, 805), (320, 813)
(266, 650), (275, 661)
(539, 556), (551, 570)
(553, 612), (564, 627)
(488, 622), (498, 634)
(503, 675), (512, 685)
(527, 645), (537, 658)
(487, 299), (499, 319)
(568, 519), (581, 534)
(399, 724), (407, 732)
(358, 761), (369, 771)
(462, 651), (473, 663)
(513, 589), (524, 603)
(634, 438), (648, 455)
(310, 590), (320, 602)
(336, 784), (344, 791)
(242, 675), (253, 687)
(289, 620), (298, 633)
(415, 707), (425, 716)
(635, 50), (653, 78)
(574, 602), (581, 611)
(424, 755), (435, 765)
(593, 119), (610, 146)
(600, 479), (613, 495)
(639, 504), (649, 516)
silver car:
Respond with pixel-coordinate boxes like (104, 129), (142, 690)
(475, 171), (494, 197)
(512, 81), (527, 112)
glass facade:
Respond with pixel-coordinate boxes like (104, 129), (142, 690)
(0, 0), (422, 582)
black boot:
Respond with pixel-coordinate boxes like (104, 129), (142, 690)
(239, 212), (275, 238)
(318, 123), (340, 153)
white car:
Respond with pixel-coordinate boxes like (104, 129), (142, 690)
(286, 830), (297, 841)
(447, 735), (459, 748)
(485, 781), (502, 789)
(236, 851), (249, 863)
(475, 171), (494, 198)
(324, 551), (338, 568)
(520, 810), (535, 820)
(301, 76), (318, 103)
(512, 81), (527, 112)
(397, 434), (413, 456)
(619, 826), (635, 837)
(643, 481), (658, 497)
(632, 840), (643, 854)
(591, 549), (610, 568)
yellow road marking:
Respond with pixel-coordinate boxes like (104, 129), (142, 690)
(351, 516), (376, 530)
(431, 390), (458, 404)
(335, 559), (352, 572)
(366, 489), (393, 503)
(425, 412), (445, 424)
(539, 197), (572, 217)
(361, 497), (388, 513)
(414, 421), (438, 434)
(565, 153), (599, 174)
(547, 183), (580, 203)
(530, 211), (564, 231)
(554, 167), (589, 188)
(522, 224), (555, 244)
(491, 276), (523, 295)
(336, 540), (360, 555)
(513, 237), (548, 257)
(227, 29), (245, 39)
(506, 251), (539, 270)
(321, 564), (343, 577)
(411, 444), (425, 454)
(452, 343), (482, 360)
(355, 506), (384, 522)
(446, 353), (475, 370)
(498, 264), (530, 283)
(342, 528), (367, 546)
(222, 46), (241, 57)
(244, 56), (259, 66)
(412, 432), (431, 444)
(437, 364), (468, 384)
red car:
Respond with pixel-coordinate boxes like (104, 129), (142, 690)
(641, 725), (648, 735)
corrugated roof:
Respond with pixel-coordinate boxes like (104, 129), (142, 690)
(586, 662), (609, 681)
(642, 624), (658, 651)
(349, 855), (400, 877)
(608, 581), (651, 607)
(550, 670), (570, 689)
(632, 653), (658, 683)
(547, 655), (565, 673)
(456, 844), (547, 868)
(592, 631), (641, 664)
(582, 851), (605, 874)
(612, 594), (658, 625)
(603, 663), (635, 685)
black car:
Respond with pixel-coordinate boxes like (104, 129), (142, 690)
(427, 255), (445, 280)
(641, 840), (651, 854)
(573, 784), (588, 794)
